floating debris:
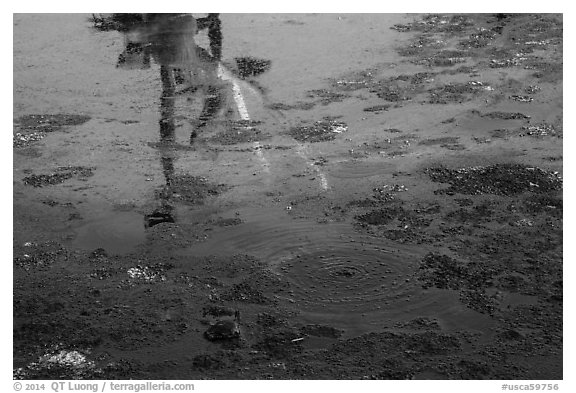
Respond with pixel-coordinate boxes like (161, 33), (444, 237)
(525, 85), (541, 94)
(374, 184), (408, 193)
(13, 132), (45, 148)
(513, 218), (534, 227)
(521, 124), (558, 137)
(509, 95), (533, 102)
(126, 263), (173, 283)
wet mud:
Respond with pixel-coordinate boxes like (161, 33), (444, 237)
(13, 13), (562, 380)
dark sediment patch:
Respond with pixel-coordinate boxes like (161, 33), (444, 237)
(15, 114), (91, 133)
(363, 104), (391, 113)
(14, 114), (91, 148)
(267, 101), (315, 111)
(418, 253), (494, 291)
(425, 164), (562, 196)
(419, 137), (460, 146)
(288, 120), (347, 143)
(428, 81), (491, 104)
(306, 89), (349, 105)
(331, 69), (377, 91)
(412, 49), (470, 67)
(458, 28), (497, 48)
(391, 14), (475, 34)
(234, 57), (271, 79)
(481, 111), (530, 120)
(22, 166), (95, 187)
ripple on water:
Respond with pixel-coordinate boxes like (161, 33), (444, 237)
(183, 209), (495, 336)
(277, 242), (493, 335)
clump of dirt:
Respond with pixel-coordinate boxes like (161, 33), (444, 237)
(445, 202), (494, 224)
(521, 194), (562, 218)
(425, 164), (562, 196)
(222, 281), (272, 304)
(14, 241), (68, 271)
(234, 57), (271, 78)
(288, 120), (347, 143)
(459, 289), (497, 315)
(123, 263), (174, 285)
(204, 320), (241, 341)
(418, 253), (493, 291)
(22, 166), (95, 187)
(163, 175), (229, 205)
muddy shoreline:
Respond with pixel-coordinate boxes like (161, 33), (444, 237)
(13, 13), (562, 379)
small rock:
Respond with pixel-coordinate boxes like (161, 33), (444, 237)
(204, 320), (241, 341)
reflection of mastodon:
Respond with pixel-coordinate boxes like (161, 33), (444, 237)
(108, 14), (272, 227)
(116, 13), (227, 144)
(112, 14), (230, 228)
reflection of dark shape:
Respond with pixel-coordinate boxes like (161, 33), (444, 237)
(117, 43), (150, 69)
(197, 86), (223, 135)
(235, 57), (272, 79)
(159, 65), (176, 143)
(111, 14), (145, 31)
(198, 14), (223, 60)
